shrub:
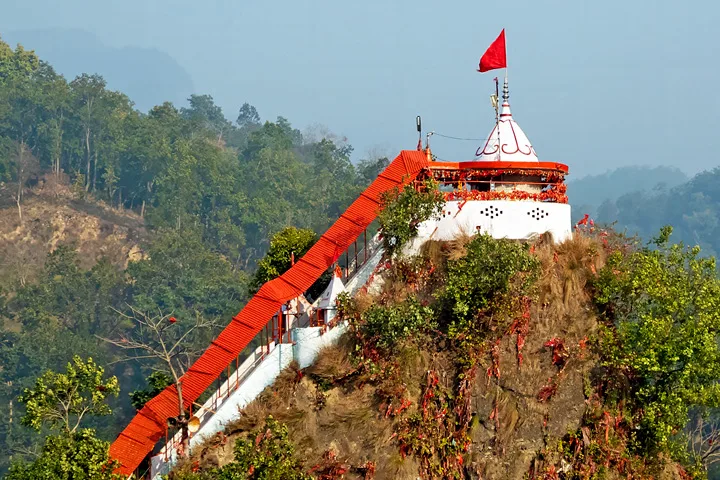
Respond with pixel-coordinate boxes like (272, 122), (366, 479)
(378, 179), (444, 257)
(358, 296), (436, 350)
(440, 234), (539, 338)
(218, 416), (310, 480)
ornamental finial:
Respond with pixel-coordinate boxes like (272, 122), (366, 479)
(500, 75), (511, 118)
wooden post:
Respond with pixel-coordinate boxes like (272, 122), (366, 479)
(345, 250), (349, 280)
(354, 240), (358, 274)
(364, 229), (368, 263)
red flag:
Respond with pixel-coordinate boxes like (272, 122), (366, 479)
(478, 29), (507, 73)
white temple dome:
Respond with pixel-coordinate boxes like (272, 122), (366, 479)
(474, 79), (539, 162)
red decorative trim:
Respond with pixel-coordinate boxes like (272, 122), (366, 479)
(444, 186), (568, 204)
(428, 167), (566, 185)
(503, 120), (534, 156)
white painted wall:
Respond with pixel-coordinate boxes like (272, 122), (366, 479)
(148, 235), (383, 479)
(193, 344), (295, 444)
(293, 323), (348, 369)
(414, 200), (571, 246)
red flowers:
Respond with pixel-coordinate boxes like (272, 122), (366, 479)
(168, 316), (177, 323)
(443, 184), (568, 204)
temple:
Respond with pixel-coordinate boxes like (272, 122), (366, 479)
(414, 77), (571, 246)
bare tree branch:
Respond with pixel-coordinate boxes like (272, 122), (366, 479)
(99, 305), (220, 458)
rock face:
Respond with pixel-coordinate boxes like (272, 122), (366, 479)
(467, 319), (595, 478)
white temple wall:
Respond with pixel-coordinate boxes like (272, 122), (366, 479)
(293, 323), (348, 369)
(412, 200), (571, 248)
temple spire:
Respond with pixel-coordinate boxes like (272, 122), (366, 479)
(474, 72), (538, 162)
(500, 75), (511, 118)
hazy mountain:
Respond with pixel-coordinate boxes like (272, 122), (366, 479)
(567, 165), (688, 221)
(2, 28), (194, 112)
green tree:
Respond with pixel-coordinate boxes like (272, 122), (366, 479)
(5, 428), (121, 480)
(251, 227), (317, 292)
(128, 371), (172, 410)
(595, 226), (720, 450)
(126, 230), (247, 319)
(0, 43), (44, 222)
(181, 94), (232, 145)
(19, 355), (119, 433)
(69, 73), (108, 192)
(377, 179), (444, 257)
(236, 102), (260, 128)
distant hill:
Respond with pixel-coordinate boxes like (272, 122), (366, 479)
(2, 28), (194, 112)
(567, 165), (688, 221)
(594, 167), (720, 257)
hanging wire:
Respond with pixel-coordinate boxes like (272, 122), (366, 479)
(432, 132), (489, 142)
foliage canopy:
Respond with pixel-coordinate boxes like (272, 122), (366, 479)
(19, 356), (119, 433)
(595, 226), (720, 451)
(377, 179), (444, 257)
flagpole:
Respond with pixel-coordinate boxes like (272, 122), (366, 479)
(495, 77), (500, 161)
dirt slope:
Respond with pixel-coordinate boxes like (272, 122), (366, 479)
(0, 177), (145, 288)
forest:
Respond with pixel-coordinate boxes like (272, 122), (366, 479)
(0, 37), (387, 476)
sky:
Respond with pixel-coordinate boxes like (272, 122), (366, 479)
(1, 0), (718, 178)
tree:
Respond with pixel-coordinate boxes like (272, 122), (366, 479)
(70, 74), (107, 192)
(5, 428), (121, 480)
(0, 44), (43, 222)
(101, 307), (219, 456)
(357, 155), (390, 185)
(595, 226), (720, 450)
(377, 179), (444, 257)
(251, 227), (317, 293)
(181, 94), (232, 145)
(18, 355), (119, 433)
(686, 408), (720, 472)
(129, 371), (173, 410)
(236, 102), (260, 128)
(125, 229), (247, 319)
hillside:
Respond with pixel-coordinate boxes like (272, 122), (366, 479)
(567, 165), (688, 222)
(0, 175), (145, 289)
(169, 229), (713, 480)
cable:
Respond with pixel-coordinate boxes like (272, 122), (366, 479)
(432, 132), (489, 142)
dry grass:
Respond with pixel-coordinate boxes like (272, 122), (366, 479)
(224, 361), (305, 435)
(305, 337), (356, 382)
(185, 231), (611, 479)
(530, 232), (604, 340)
(418, 230), (473, 269)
